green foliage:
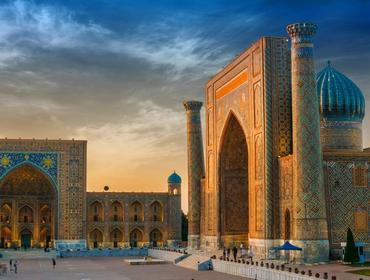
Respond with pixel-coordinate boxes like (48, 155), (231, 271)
(344, 228), (359, 263)
(181, 211), (188, 241)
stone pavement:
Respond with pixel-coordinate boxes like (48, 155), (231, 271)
(0, 257), (250, 280)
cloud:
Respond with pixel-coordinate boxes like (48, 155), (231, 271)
(110, 28), (230, 77)
(75, 99), (184, 163)
(0, 0), (111, 67)
(0, 0), (233, 77)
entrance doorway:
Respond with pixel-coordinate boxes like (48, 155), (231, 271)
(20, 230), (32, 249)
(0, 164), (57, 248)
(219, 114), (249, 247)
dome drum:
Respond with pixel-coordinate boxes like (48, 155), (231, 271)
(320, 120), (362, 151)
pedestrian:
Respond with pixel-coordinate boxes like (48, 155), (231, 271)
(14, 260), (18, 274)
(232, 246), (238, 262)
(9, 259), (13, 271)
(222, 247), (226, 259)
(226, 247), (231, 259)
(52, 258), (56, 269)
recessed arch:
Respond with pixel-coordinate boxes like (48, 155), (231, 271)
(129, 201), (144, 222)
(284, 209), (291, 240)
(0, 163), (58, 247)
(129, 228), (143, 247)
(18, 205), (34, 223)
(149, 201), (163, 222)
(218, 112), (249, 247)
(149, 228), (163, 247)
(89, 201), (104, 222)
(110, 201), (123, 222)
(89, 228), (103, 248)
(110, 228), (123, 247)
(0, 162), (58, 192)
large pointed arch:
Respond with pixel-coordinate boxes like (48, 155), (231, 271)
(218, 112), (249, 247)
(0, 163), (58, 245)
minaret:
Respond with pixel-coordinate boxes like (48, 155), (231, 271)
(183, 101), (205, 250)
(286, 23), (329, 263)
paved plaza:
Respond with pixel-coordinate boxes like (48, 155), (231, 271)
(0, 257), (248, 280)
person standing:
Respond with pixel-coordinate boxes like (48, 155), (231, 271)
(226, 247), (231, 260)
(13, 260), (18, 274)
(222, 247), (226, 259)
(232, 246), (238, 262)
(9, 259), (12, 272)
(52, 258), (56, 269)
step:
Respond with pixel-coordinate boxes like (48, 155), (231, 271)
(176, 254), (211, 271)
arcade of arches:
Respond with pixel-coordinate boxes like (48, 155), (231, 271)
(87, 199), (164, 248)
(0, 165), (56, 248)
(86, 193), (180, 248)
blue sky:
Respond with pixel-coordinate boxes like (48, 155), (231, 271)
(0, 0), (369, 209)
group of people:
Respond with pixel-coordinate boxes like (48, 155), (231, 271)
(9, 259), (18, 274)
(222, 244), (252, 262)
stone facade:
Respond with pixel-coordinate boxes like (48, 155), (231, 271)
(188, 22), (370, 263)
(0, 139), (182, 249)
(86, 188), (181, 248)
(199, 36), (292, 256)
(0, 138), (87, 247)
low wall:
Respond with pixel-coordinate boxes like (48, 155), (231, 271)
(148, 249), (188, 263)
(212, 259), (315, 280)
(59, 248), (147, 258)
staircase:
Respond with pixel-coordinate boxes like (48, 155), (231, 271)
(0, 249), (56, 260)
(176, 254), (211, 271)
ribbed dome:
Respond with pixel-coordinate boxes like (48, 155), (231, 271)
(168, 171), (181, 184)
(316, 61), (365, 122)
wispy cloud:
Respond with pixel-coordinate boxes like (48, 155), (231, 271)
(0, 0), (111, 67)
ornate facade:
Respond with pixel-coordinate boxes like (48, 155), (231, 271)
(184, 22), (369, 263)
(0, 139), (182, 249)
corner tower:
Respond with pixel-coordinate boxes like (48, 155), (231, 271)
(286, 23), (329, 263)
(183, 101), (205, 250)
(167, 171), (182, 247)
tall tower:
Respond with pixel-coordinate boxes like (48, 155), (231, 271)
(167, 171), (182, 247)
(183, 101), (205, 250)
(286, 23), (329, 263)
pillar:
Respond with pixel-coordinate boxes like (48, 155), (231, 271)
(286, 22), (329, 263)
(183, 101), (205, 250)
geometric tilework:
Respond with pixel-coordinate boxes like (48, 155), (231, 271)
(287, 23), (328, 245)
(0, 152), (58, 187)
(325, 160), (369, 245)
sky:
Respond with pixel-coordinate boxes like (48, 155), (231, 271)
(0, 0), (370, 212)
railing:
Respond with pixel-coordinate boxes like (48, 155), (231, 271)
(212, 259), (338, 280)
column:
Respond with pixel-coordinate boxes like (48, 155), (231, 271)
(183, 101), (205, 250)
(286, 22), (329, 263)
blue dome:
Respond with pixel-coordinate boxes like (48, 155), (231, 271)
(316, 61), (365, 122)
(168, 171), (181, 184)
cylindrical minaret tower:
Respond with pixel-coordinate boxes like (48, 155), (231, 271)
(183, 100), (205, 250)
(167, 171), (182, 247)
(286, 23), (329, 263)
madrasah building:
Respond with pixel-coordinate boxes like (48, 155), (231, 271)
(0, 138), (182, 250)
(184, 22), (369, 263)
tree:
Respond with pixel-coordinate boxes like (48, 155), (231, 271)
(343, 228), (359, 263)
(181, 211), (188, 241)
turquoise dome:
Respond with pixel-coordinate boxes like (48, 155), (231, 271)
(168, 171), (181, 184)
(316, 61), (365, 122)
